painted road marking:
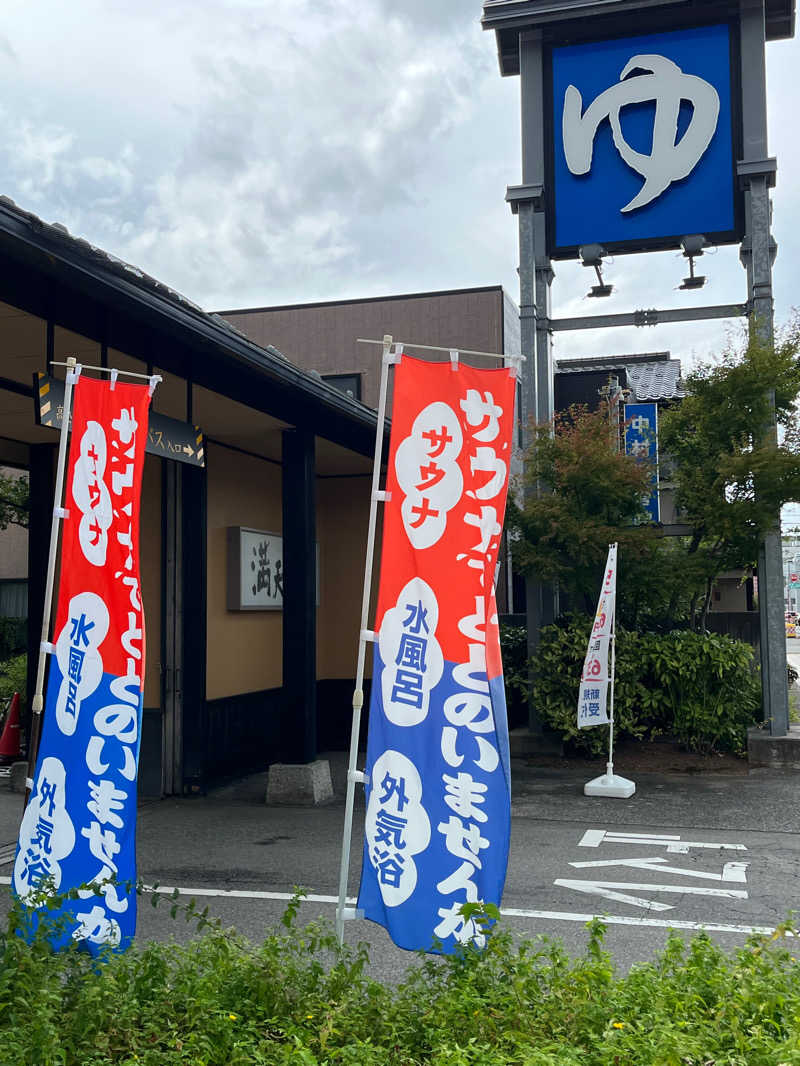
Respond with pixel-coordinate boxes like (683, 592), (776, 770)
(570, 857), (749, 882)
(563, 829), (751, 911)
(0, 875), (786, 938)
(555, 879), (748, 912)
(579, 829), (748, 854)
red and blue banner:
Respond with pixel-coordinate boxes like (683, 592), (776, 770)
(14, 375), (151, 953)
(357, 354), (515, 952)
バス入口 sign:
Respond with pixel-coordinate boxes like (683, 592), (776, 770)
(35, 372), (205, 468)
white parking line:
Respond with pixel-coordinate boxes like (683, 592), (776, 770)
(0, 876), (787, 937)
(579, 830), (748, 853)
(569, 857), (749, 882)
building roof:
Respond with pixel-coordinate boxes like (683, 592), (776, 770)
(483, 0), (795, 75)
(626, 360), (685, 401)
(218, 285), (508, 317)
(0, 195), (383, 453)
(555, 351), (685, 401)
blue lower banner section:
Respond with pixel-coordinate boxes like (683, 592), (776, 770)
(357, 650), (511, 953)
(13, 661), (142, 955)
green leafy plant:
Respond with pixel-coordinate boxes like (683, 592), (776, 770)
(660, 320), (800, 627)
(530, 618), (761, 755)
(3, 891), (800, 1066)
(0, 617), (26, 660)
(499, 624), (529, 727)
(0, 652), (26, 710)
(0, 469), (29, 531)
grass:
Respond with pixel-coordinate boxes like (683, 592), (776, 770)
(1, 890), (800, 1065)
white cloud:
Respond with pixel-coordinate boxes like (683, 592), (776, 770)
(0, 1), (793, 369)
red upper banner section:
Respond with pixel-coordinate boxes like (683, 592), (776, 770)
(376, 355), (516, 673)
(54, 376), (151, 682)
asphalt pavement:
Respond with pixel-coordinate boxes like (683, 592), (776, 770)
(2, 748), (799, 982)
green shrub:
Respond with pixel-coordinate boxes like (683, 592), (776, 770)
(655, 630), (762, 755)
(2, 892), (800, 1065)
(530, 618), (761, 756)
(0, 653), (26, 710)
(499, 624), (529, 728)
(0, 616), (26, 659)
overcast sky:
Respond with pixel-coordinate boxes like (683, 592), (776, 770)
(0, 0), (796, 369)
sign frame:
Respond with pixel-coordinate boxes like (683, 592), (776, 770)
(226, 526), (320, 611)
(624, 401), (660, 523)
(34, 372), (205, 468)
(544, 17), (745, 260)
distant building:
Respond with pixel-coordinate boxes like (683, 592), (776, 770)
(0, 195), (393, 796)
(219, 285), (521, 410)
(554, 351), (751, 615)
(554, 350), (685, 530)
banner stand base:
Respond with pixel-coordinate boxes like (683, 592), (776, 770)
(583, 772), (636, 799)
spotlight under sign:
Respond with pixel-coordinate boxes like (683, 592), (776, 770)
(548, 22), (742, 259)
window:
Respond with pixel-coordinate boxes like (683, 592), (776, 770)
(0, 581), (28, 619)
(322, 373), (361, 401)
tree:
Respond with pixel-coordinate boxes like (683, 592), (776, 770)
(659, 321), (800, 626)
(508, 403), (690, 628)
(0, 470), (29, 531)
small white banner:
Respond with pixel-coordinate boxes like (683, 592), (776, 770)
(578, 682), (609, 729)
(578, 543), (617, 729)
(582, 634), (610, 683)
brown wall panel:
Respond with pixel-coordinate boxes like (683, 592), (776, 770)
(223, 288), (505, 409)
(206, 442), (283, 700)
(316, 475), (381, 681)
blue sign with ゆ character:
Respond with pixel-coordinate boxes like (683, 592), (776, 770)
(551, 23), (737, 255)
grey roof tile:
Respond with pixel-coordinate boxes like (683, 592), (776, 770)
(555, 352), (685, 401)
(626, 361), (685, 401)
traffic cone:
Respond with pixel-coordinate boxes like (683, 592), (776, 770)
(0, 693), (21, 765)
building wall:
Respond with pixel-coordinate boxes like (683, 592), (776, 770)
(711, 574), (750, 612)
(316, 475), (379, 681)
(205, 442), (283, 700)
(221, 287), (508, 409)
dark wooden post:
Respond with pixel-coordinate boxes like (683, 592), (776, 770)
(281, 428), (317, 763)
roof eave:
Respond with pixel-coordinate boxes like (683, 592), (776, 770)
(482, 0), (795, 76)
(0, 200), (385, 448)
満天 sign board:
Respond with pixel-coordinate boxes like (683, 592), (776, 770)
(548, 22), (741, 258)
(226, 526), (319, 611)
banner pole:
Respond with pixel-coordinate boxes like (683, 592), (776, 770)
(584, 541), (633, 798)
(607, 603), (616, 778)
(24, 356), (80, 808)
(336, 334), (397, 945)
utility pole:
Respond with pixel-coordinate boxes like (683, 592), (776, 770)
(738, 0), (788, 735)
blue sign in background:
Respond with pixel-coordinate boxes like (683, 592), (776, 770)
(551, 23), (736, 252)
(625, 402), (660, 523)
